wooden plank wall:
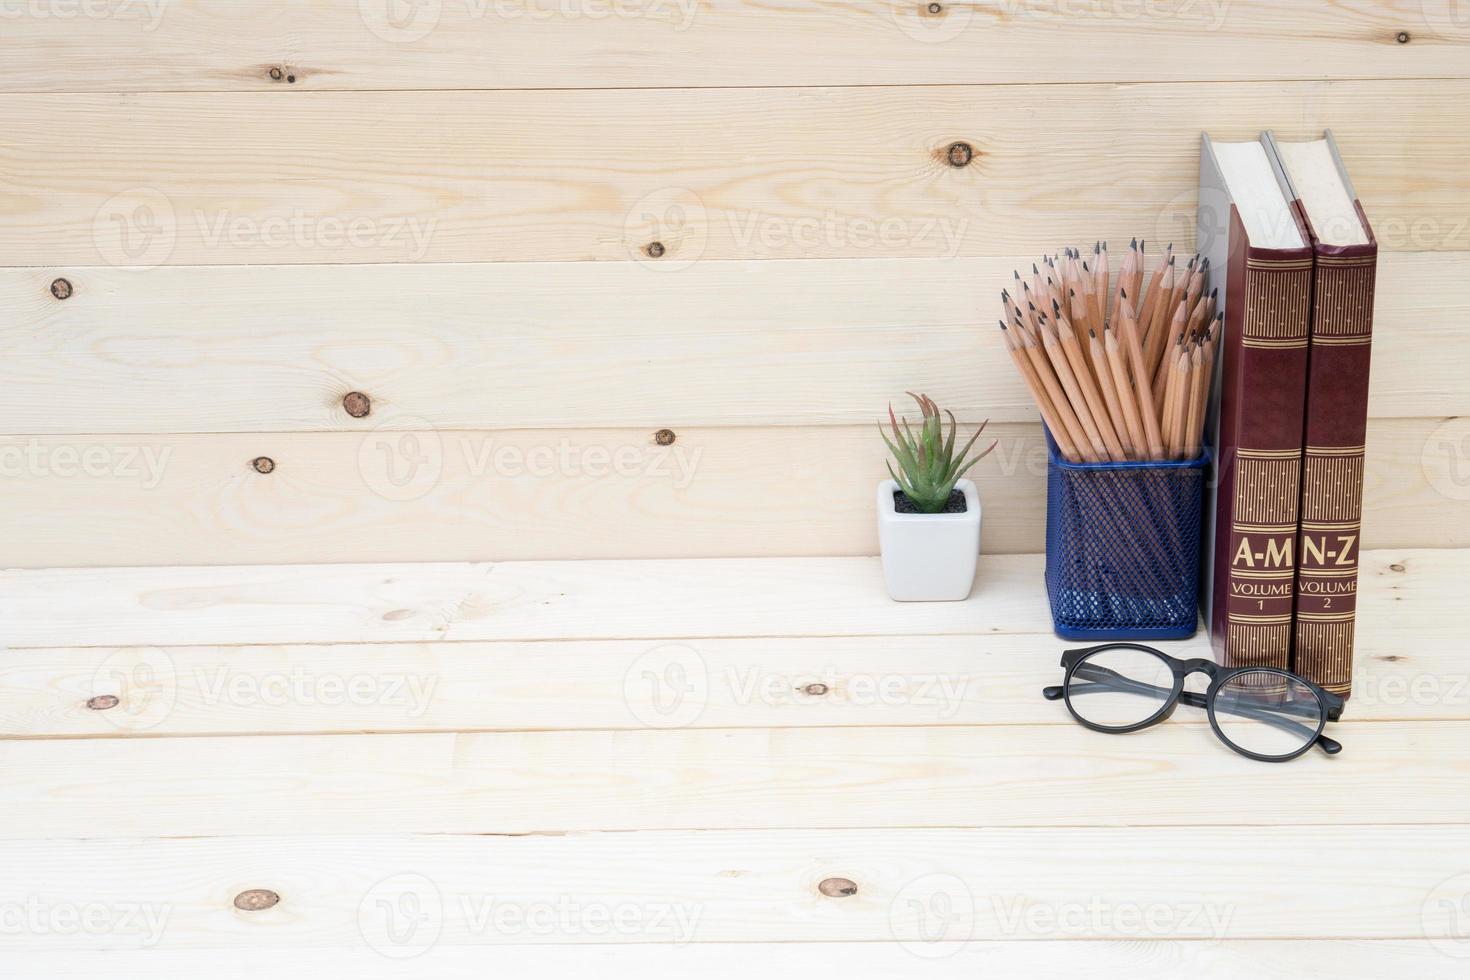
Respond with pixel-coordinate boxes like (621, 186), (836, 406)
(4, 2), (1469, 567)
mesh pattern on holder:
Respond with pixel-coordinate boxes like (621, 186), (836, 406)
(1044, 431), (1209, 640)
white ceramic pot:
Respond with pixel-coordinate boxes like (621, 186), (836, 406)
(877, 478), (981, 602)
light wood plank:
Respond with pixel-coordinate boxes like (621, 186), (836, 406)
(7, 255), (1464, 434)
(0, 828), (1462, 946)
(0, 417), (1456, 568)
(3, 612), (1461, 738)
(0, 554), (1047, 648)
(9, 941), (1464, 980)
(1, 720), (1463, 837)
(7, 81), (1468, 265)
(3, 550), (1448, 650)
(0, 634), (1195, 738)
(3, 0), (1466, 92)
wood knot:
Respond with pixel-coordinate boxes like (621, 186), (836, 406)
(50, 278), (73, 300)
(945, 141), (974, 168)
(233, 889), (280, 912)
(343, 391), (372, 418)
(1389, 563), (1406, 573)
(86, 694), (120, 711)
(1395, 31), (1411, 44)
(654, 428), (676, 446)
(926, 2), (943, 13)
(802, 683), (830, 697)
(818, 877), (858, 897)
(645, 241), (666, 259)
(251, 456), (276, 474)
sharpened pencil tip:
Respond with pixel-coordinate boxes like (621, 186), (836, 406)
(1032, 263), (1039, 274)
(1089, 328), (1097, 338)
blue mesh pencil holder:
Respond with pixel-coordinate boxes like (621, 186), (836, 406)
(1043, 430), (1209, 640)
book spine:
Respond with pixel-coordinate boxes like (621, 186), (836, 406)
(1293, 237), (1376, 698)
(1210, 221), (1313, 670)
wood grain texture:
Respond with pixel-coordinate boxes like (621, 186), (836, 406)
(3, 607), (1462, 738)
(7, 254), (1464, 433)
(2, 0), (1466, 92)
(1, 829), (1464, 947)
(1, 550), (1446, 650)
(0, 417), (1456, 568)
(10, 942), (1465, 979)
(6, 80), (1467, 266)
(0, 707), (1465, 826)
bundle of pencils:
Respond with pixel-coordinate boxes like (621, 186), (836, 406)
(998, 240), (1220, 463)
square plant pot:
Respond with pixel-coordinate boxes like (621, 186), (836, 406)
(877, 478), (981, 602)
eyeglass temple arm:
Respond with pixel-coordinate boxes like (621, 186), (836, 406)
(1045, 665), (1342, 755)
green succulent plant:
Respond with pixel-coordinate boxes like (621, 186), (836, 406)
(881, 392), (997, 514)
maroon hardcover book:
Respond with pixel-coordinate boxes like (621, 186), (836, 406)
(1199, 137), (1313, 672)
(1269, 132), (1377, 698)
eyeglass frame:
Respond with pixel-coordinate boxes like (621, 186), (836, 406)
(1042, 642), (1346, 762)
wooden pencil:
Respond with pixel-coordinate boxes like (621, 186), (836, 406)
(1103, 327), (1146, 460)
(1090, 328), (1134, 459)
(1116, 293), (1166, 460)
(1041, 315), (1111, 462)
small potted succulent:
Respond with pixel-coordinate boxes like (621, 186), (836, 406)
(878, 393), (996, 601)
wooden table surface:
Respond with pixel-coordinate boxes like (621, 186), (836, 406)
(2, 549), (1466, 976)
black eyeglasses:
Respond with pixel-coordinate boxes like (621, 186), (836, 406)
(1043, 643), (1345, 762)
